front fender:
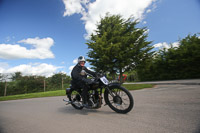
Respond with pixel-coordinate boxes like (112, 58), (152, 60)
(108, 82), (121, 88)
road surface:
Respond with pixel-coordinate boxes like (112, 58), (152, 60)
(0, 84), (200, 133)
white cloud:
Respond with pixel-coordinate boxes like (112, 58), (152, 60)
(0, 37), (54, 59)
(68, 65), (75, 76)
(153, 41), (180, 50)
(67, 58), (78, 75)
(0, 63), (60, 77)
(0, 63), (8, 73)
(153, 42), (169, 49)
(171, 42), (180, 48)
(62, 0), (158, 39)
(143, 21), (147, 24)
(144, 29), (150, 34)
(73, 59), (78, 64)
(146, 9), (152, 13)
(69, 65), (75, 71)
(0, 62), (9, 69)
(63, 0), (87, 16)
(66, 58), (78, 75)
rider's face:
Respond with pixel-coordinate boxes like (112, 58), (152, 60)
(79, 61), (85, 67)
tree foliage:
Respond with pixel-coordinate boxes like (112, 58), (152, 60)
(0, 73), (71, 96)
(46, 73), (71, 89)
(86, 13), (154, 81)
(11, 72), (22, 81)
(137, 33), (200, 81)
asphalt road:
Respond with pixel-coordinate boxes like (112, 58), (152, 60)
(0, 84), (200, 133)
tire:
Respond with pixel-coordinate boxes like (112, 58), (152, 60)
(70, 89), (84, 110)
(104, 85), (134, 114)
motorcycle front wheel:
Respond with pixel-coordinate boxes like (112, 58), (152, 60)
(104, 86), (134, 114)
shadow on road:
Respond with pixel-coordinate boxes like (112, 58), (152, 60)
(57, 106), (121, 115)
(0, 119), (6, 133)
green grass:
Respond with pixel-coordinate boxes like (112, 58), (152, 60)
(0, 84), (153, 101)
(0, 90), (66, 101)
(122, 84), (154, 90)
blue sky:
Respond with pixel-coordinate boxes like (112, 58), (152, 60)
(0, 0), (200, 77)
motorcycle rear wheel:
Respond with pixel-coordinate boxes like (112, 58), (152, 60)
(104, 86), (134, 114)
(70, 90), (84, 110)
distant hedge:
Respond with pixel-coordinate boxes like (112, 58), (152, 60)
(137, 34), (200, 81)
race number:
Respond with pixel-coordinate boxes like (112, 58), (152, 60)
(100, 76), (109, 85)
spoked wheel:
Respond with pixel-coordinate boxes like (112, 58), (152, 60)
(70, 90), (84, 110)
(104, 86), (134, 114)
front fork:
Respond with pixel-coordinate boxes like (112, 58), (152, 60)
(105, 86), (115, 97)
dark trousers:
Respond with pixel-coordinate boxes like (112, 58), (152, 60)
(71, 80), (88, 104)
(81, 85), (88, 104)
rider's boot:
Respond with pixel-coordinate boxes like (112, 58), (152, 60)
(82, 95), (89, 108)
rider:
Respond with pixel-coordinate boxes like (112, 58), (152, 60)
(71, 56), (96, 107)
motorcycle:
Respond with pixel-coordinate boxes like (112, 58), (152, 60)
(63, 73), (134, 114)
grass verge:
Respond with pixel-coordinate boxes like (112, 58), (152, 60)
(0, 90), (66, 101)
(122, 84), (154, 90)
(0, 84), (153, 101)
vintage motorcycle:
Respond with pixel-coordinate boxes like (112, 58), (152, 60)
(63, 73), (134, 114)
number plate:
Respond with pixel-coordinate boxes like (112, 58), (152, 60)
(100, 76), (109, 85)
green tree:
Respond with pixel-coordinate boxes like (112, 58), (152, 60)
(86, 13), (154, 82)
(16, 75), (44, 93)
(0, 73), (12, 96)
(137, 33), (200, 81)
(173, 33), (200, 78)
(0, 73), (2, 81)
(48, 73), (71, 89)
(11, 72), (22, 81)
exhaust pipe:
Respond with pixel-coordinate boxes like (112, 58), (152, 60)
(63, 99), (72, 105)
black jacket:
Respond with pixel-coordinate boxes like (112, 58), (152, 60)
(71, 64), (96, 85)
